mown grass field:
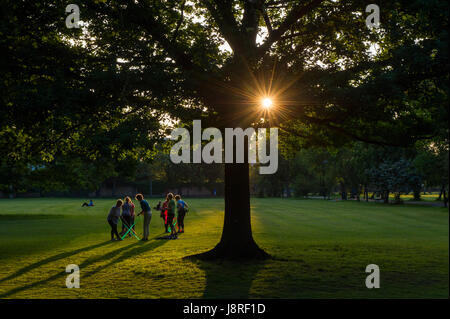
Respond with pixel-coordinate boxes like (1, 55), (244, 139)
(0, 198), (448, 298)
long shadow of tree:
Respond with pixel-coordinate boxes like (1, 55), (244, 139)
(0, 237), (169, 298)
(0, 240), (111, 284)
(186, 258), (268, 298)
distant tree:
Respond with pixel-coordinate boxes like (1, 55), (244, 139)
(413, 139), (449, 206)
(368, 158), (422, 204)
(251, 155), (293, 197)
(289, 149), (336, 198)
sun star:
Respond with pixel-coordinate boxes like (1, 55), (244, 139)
(261, 97), (273, 109)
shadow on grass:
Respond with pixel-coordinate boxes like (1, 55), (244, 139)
(0, 214), (66, 221)
(189, 259), (268, 298)
(0, 240), (111, 284)
(82, 238), (168, 279)
(0, 235), (168, 298)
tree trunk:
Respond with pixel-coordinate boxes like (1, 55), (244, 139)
(438, 185), (444, 201)
(193, 162), (269, 260)
(112, 179), (116, 197)
(340, 182), (346, 200)
(413, 188), (421, 201)
(394, 193), (402, 204)
(443, 188), (448, 208)
(189, 121), (269, 260)
(149, 177), (153, 198)
(384, 191), (389, 203)
(8, 185), (15, 199)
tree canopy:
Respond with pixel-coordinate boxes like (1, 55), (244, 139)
(2, 1), (448, 156)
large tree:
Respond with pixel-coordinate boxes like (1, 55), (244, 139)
(2, 0), (448, 258)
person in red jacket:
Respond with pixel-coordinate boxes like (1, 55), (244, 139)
(127, 196), (136, 234)
(160, 196), (169, 233)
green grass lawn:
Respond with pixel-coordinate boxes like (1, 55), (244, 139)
(0, 197), (448, 298)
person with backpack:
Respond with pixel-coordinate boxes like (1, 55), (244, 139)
(175, 195), (189, 233)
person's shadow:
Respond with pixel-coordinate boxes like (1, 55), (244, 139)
(0, 237), (168, 298)
(187, 258), (268, 298)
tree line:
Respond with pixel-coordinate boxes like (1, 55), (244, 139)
(252, 140), (449, 206)
(3, 137), (448, 208)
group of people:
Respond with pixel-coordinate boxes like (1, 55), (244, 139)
(156, 193), (189, 236)
(106, 193), (189, 241)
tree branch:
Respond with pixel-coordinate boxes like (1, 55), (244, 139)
(171, 0), (186, 43)
(265, 0), (299, 6)
(300, 114), (417, 147)
(279, 31), (302, 41)
(256, 0), (325, 57)
(203, 0), (243, 53)
(242, 0), (260, 43)
(258, 2), (273, 35)
(283, 116), (413, 147)
(123, 1), (201, 76)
